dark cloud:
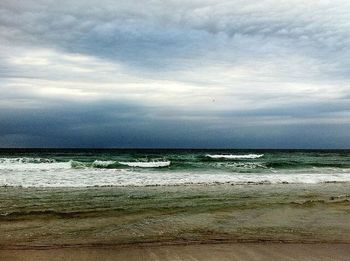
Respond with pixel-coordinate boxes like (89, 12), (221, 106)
(0, 100), (349, 148)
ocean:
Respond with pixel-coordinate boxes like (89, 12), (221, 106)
(1, 149), (350, 247)
(1, 149), (350, 187)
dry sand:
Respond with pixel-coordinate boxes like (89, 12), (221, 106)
(1, 243), (349, 261)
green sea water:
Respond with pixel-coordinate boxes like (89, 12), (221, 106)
(1, 149), (350, 187)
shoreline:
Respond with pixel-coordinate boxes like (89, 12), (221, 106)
(1, 238), (350, 250)
(1, 180), (349, 189)
(1, 242), (349, 261)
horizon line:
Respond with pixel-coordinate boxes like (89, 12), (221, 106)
(0, 148), (349, 151)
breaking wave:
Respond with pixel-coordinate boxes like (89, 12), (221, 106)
(0, 152), (350, 187)
(92, 160), (117, 168)
(0, 157), (56, 164)
(118, 161), (171, 168)
(0, 158), (70, 171)
(70, 160), (171, 169)
(206, 154), (264, 159)
(1, 170), (350, 187)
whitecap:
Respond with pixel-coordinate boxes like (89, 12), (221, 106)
(118, 161), (171, 168)
(92, 160), (116, 168)
(1, 169), (350, 188)
(206, 154), (264, 159)
(0, 157), (56, 164)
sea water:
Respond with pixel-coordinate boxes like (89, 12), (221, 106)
(0, 149), (349, 246)
(0, 149), (350, 187)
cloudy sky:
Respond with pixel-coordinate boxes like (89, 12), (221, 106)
(1, 0), (350, 148)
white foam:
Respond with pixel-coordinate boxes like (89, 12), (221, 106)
(214, 162), (267, 169)
(0, 168), (350, 187)
(206, 154), (264, 159)
(92, 160), (116, 167)
(0, 158), (70, 171)
(1, 157), (350, 188)
(0, 157), (56, 164)
(118, 161), (171, 168)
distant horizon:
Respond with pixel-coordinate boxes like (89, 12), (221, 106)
(1, 147), (349, 151)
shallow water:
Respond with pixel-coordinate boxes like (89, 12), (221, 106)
(1, 183), (349, 246)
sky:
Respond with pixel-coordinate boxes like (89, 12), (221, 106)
(1, 0), (350, 148)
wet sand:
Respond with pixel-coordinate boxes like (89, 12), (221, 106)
(1, 243), (349, 261)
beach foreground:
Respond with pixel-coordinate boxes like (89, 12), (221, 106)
(1, 243), (350, 261)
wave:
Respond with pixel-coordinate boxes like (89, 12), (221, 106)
(70, 160), (171, 168)
(69, 160), (87, 169)
(1, 155), (349, 172)
(70, 160), (120, 169)
(0, 157), (56, 164)
(1, 168), (350, 187)
(0, 158), (70, 171)
(265, 161), (350, 169)
(0, 158), (171, 170)
(118, 161), (171, 168)
(213, 162), (267, 170)
(92, 160), (117, 168)
(206, 154), (264, 159)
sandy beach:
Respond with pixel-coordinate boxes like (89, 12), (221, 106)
(1, 243), (350, 261)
